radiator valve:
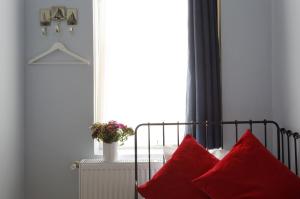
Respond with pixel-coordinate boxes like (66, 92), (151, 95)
(70, 161), (80, 170)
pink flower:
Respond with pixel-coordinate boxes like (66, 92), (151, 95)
(90, 120), (134, 144)
(118, 123), (126, 129)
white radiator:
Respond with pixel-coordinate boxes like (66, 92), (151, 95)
(79, 159), (162, 199)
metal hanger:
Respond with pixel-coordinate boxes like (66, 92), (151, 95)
(28, 42), (90, 65)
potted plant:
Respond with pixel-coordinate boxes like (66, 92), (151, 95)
(90, 121), (134, 161)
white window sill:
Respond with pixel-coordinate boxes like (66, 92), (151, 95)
(93, 154), (164, 162)
(94, 145), (166, 162)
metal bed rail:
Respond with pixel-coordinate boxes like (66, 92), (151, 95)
(134, 120), (299, 199)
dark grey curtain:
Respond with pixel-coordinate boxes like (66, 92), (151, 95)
(186, 0), (222, 148)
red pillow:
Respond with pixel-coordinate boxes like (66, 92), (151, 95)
(138, 135), (218, 199)
(193, 129), (300, 199)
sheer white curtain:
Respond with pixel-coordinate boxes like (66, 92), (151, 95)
(94, 0), (188, 155)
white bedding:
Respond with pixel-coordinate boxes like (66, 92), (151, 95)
(163, 145), (229, 161)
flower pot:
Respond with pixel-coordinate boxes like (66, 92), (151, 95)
(103, 142), (118, 162)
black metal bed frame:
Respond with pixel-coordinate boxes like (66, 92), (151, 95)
(134, 120), (300, 199)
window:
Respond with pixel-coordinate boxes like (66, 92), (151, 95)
(93, 0), (188, 156)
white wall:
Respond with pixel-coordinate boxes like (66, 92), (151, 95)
(221, 0), (300, 133)
(221, 0), (272, 121)
(0, 0), (25, 198)
(221, 0), (273, 148)
(25, 1), (94, 199)
(272, 0), (300, 132)
(271, 0), (300, 172)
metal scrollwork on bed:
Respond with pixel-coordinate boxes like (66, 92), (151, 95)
(134, 120), (300, 199)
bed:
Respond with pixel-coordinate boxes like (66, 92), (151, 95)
(134, 120), (300, 199)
